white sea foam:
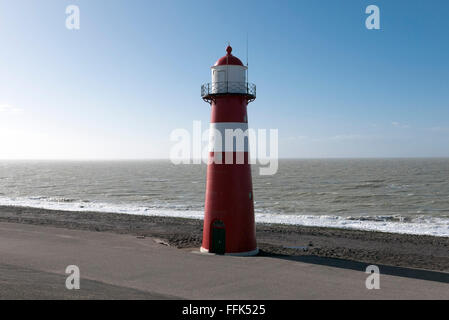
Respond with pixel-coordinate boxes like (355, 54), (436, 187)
(0, 196), (448, 237)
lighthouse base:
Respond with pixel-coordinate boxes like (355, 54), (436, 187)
(200, 247), (259, 257)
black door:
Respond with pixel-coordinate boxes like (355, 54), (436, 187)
(211, 220), (225, 255)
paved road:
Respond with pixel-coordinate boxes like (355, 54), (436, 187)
(0, 222), (447, 299)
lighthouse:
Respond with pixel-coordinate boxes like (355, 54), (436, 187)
(200, 45), (258, 256)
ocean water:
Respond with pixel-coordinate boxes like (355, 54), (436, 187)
(0, 159), (448, 237)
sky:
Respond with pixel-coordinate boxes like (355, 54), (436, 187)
(0, 0), (448, 159)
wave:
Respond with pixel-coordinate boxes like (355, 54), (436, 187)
(341, 183), (384, 190)
(27, 196), (84, 203)
(0, 196), (448, 237)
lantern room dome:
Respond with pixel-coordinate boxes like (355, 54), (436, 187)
(214, 45), (244, 66)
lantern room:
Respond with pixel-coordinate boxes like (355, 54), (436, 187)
(201, 46), (256, 102)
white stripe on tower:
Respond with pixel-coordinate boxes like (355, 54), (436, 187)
(209, 122), (249, 152)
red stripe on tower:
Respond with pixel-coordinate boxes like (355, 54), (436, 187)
(200, 45), (258, 256)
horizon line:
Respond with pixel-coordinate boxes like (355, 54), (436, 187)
(1, 156), (449, 161)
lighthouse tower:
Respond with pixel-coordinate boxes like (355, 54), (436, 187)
(200, 45), (258, 256)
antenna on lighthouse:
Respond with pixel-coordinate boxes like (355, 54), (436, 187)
(246, 33), (249, 83)
(226, 41), (230, 89)
(246, 34), (249, 67)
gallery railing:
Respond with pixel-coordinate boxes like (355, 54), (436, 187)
(201, 82), (256, 103)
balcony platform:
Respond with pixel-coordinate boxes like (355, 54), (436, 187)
(201, 82), (256, 103)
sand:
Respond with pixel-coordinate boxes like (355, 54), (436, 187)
(0, 205), (448, 273)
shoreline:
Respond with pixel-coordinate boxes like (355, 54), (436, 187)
(0, 205), (448, 272)
(1, 197), (448, 238)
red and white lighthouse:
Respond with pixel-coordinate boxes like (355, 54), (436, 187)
(200, 45), (258, 256)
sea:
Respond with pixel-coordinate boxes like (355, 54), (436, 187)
(0, 159), (448, 237)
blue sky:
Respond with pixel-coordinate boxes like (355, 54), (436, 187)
(0, 0), (448, 159)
